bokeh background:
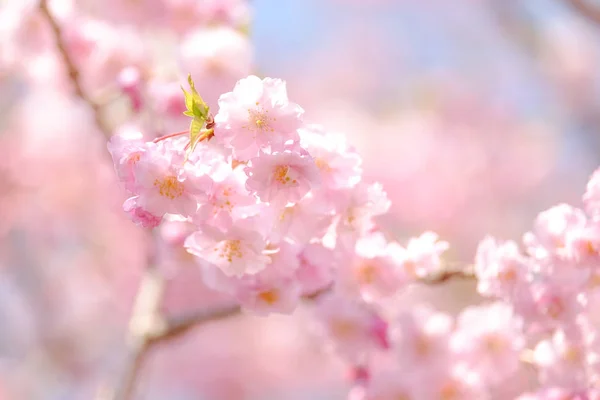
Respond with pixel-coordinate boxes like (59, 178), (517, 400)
(1, 0), (600, 398)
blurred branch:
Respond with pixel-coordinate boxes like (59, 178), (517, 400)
(420, 267), (475, 285)
(100, 261), (474, 400)
(38, 0), (111, 138)
(148, 284), (333, 345)
(101, 237), (165, 400)
(487, 0), (539, 56)
(565, 0), (600, 25)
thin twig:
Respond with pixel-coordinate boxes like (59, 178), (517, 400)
(99, 254), (472, 400)
(146, 269), (476, 346)
(98, 234), (165, 400)
(419, 269), (475, 285)
(148, 284), (333, 345)
(38, 0), (111, 137)
(564, 0), (600, 25)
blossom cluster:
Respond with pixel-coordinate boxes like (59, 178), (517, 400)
(109, 72), (600, 398)
(337, 168), (600, 400)
(109, 74), (450, 318)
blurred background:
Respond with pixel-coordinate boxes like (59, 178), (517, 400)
(1, 0), (600, 398)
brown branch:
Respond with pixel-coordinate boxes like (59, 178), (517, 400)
(97, 232), (165, 400)
(100, 264), (474, 400)
(148, 284), (332, 345)
(147, 269), (475, 346)
(38, 0), (111, 138)
(419, 269), (475, 285)
(565, 0), (600, 25)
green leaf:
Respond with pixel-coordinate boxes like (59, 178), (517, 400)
(181, 74), (209, 120)
(185, 118), (205, 161)
(192, 101), (208, 120)
(181, 74), (212, 161)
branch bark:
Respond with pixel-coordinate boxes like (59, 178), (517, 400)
(99, 266), (475, 400)
(565, 0), (600, 25)
(38, 0), (111, 138)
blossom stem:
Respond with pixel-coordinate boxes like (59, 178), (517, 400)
(152, 130), (189, 143)
(38, 0), (111, 138)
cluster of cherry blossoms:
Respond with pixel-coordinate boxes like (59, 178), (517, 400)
(105, 36), (600, 400)
(109, 72), (600, 398)
(338, 169), (600, 400)
(108, 74), (448, 317)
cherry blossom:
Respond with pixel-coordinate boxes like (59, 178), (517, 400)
(245, 149), (321, 205)
(214, 75), (304, 160)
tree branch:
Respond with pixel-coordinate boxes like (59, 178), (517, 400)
(99, 265), (474, 400)
(564, 0), (600, 25)
(38, 0), (111, 138)
(419, 269), (475, 285)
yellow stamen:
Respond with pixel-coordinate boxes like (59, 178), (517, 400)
(258, 290), (279, 305)
(244, 107), (275, 133)
(216, 240), (244, 263)
(153, 175), (184, 199)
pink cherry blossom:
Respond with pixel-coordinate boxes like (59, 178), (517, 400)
(451, 302), (524, 385)
(296, 242), (336, 294)
(475, 236), (529, 298)
(517, 282), (584, 333)
(232, 241), (302, 315)
(299, 124), (362, 190)
(194, 166), (257, 229)
(132, 141), (213, 218)
(390, 305), (454, 372)
(410, 368), (488, 400)
(122, 196), (162, 228)
(516, 388), (600, 400)
(214, 75), (304, 160)
(364, 369), (421, 400)
(396, 231), (449, 279)
(245, 150), (321, 205)
(584, 168), (600, 218)
(107, 126), (147, 192)
(337, 232), (407, 302)
(117, 66), (143, 112)
(534, 330), (589, 389)
(523, 204), (587, 260)
(334, 182), (391, 237)
(270, 192), (335, 244)
(62, 17), (147, 95)
(184, 224), (271, 277)
(314, 293), (387, 363)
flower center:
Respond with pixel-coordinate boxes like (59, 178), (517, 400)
(439, 381), (460, 400)
(154, 175), (184, 199)
(403, 260), (418, 278)
(258, 289), (279, 305)
(414, 334), (431, 357)
(497, 266), (517, 282)
(330, 319), (358, 339)
(315, 157), (331, 171)
(244, 104), (275, 133)
(356, 262), (377, 284)
(543, 297), (564, 319)
(127, 152), (142, 165)
(564, 345), (583, 364)
(274, 165), (296, 185)
(585, 240), (597, 256)
(483, 334), (506, 354)
(216, 240), (244, 263)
